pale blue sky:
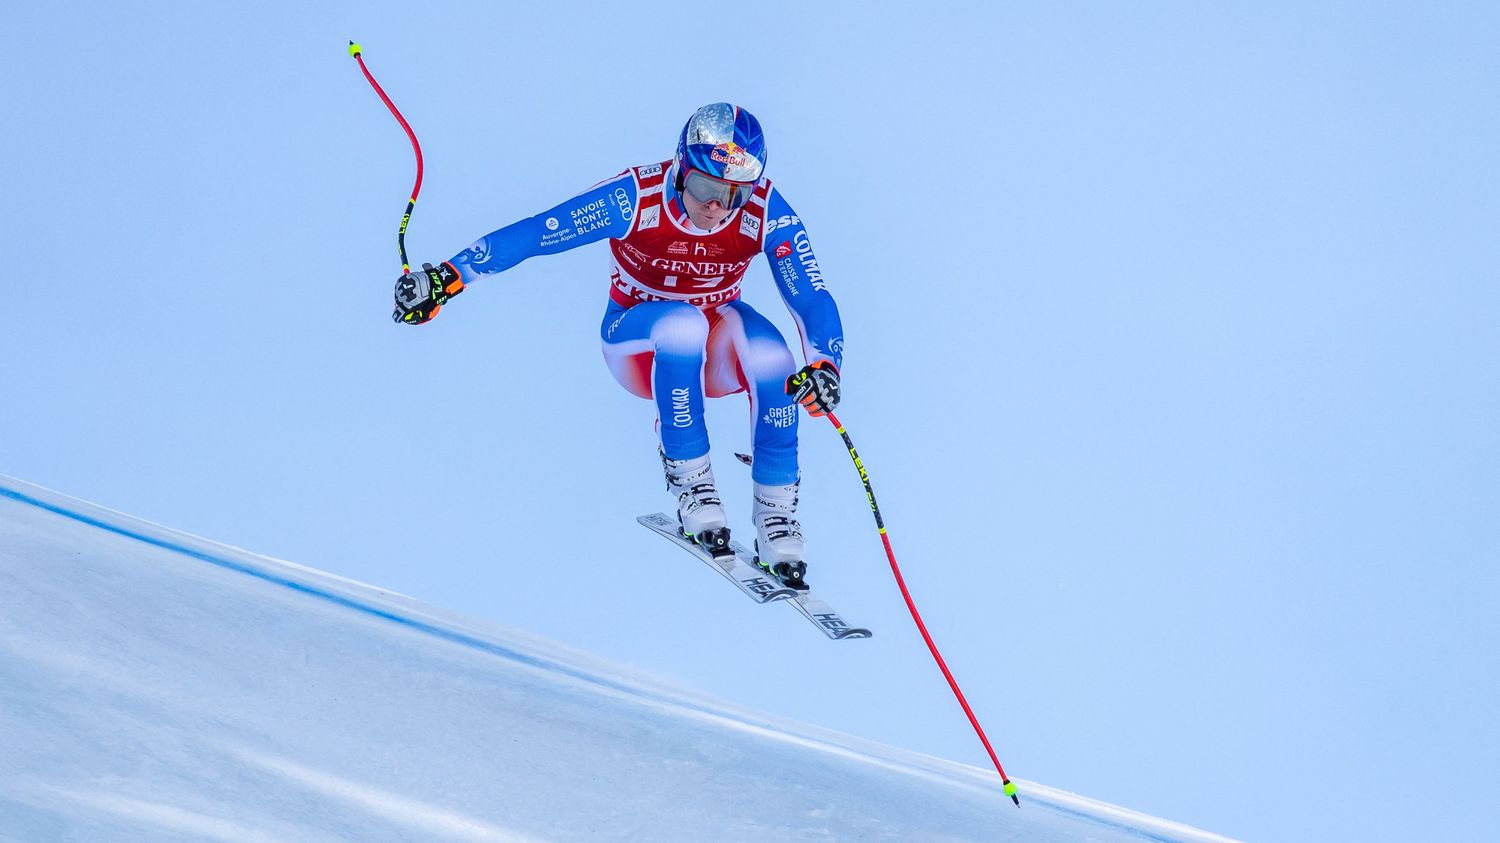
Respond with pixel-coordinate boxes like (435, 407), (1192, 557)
(4, 2), (1497, 840)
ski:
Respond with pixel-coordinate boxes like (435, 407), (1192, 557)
(783, 589), (873, 640)
(637, 513), (796, 604)
(637, 513), (873, 640)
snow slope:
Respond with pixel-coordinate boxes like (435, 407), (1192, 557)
(0, 476), (1239, 842)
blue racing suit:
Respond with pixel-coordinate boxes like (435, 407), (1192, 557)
(447, 162), (842, 485)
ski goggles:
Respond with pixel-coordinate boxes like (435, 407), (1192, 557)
(681, 167), (757, 210)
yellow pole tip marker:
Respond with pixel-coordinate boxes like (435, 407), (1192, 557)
(348, 41), (362, 58)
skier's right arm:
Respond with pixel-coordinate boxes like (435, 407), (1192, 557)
(393, 172), (639, 325)
(450, 172), (638, 281)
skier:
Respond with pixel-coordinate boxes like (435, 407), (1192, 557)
(392, 103), (843, 588)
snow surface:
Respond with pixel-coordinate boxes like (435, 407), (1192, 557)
(0, 475), (1239, 842)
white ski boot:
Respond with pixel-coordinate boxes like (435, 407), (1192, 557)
(752, 480), (808, 589)
(662, 452), (730, 552)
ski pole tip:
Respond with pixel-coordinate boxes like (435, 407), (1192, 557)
(1003, 779), (1019, 806)
(348, 41), (362, 58)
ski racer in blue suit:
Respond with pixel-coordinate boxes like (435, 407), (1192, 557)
(392, 103), (842, 588)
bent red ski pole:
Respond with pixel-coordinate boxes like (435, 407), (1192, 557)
(348, 41), (425, 273)
(823, 410), (1020, 806)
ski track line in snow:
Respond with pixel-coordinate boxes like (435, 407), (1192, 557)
(225, 746), (544, 843)
(24, 785), (327, 843)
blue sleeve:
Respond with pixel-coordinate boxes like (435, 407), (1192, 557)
(762, 187), (844, 370)
(448, 173), (638, 283)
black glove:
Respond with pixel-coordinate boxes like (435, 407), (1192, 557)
(786, 360), (841, 417)
(393, 261), (465, 325)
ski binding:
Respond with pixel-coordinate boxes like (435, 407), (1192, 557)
(638, 513), (872, 640)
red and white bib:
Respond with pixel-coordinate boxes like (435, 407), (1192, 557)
(607, 160), (771, 309)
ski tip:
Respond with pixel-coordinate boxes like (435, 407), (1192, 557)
(348, 41), (362, 58)
(1003, 779), (1019, 805)
(733, 452), (753, 467)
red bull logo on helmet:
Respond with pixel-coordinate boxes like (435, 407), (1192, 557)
(710, 141), (749, 168)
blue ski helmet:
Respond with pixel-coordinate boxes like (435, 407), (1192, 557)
(675, 102), (767, 186)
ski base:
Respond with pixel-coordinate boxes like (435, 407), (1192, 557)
(638, 513), (872, 640)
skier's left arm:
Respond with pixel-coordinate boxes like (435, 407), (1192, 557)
(762, 187), (844, 415)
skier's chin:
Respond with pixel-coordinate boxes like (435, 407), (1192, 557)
(692, 211), (730, 230)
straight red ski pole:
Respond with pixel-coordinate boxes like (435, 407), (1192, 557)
(823, 410), (1020, 805)
(348, 41), (425, 273)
